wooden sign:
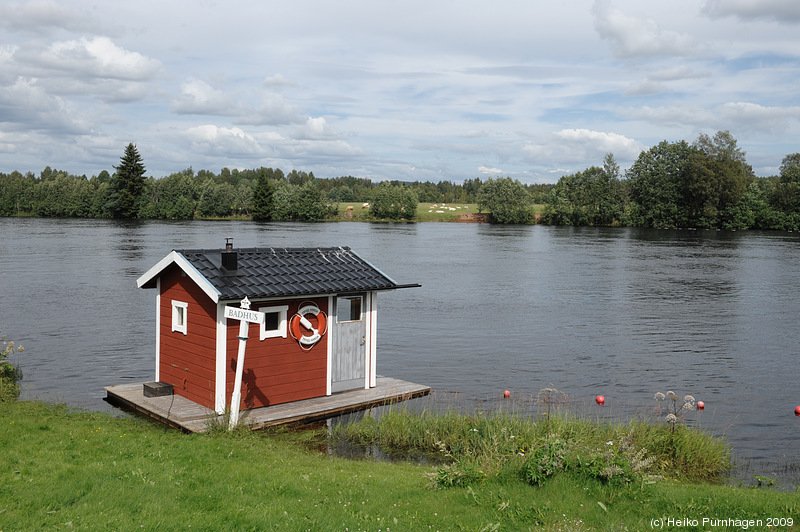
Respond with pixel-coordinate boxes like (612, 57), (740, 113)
(224, 306), (264, 324)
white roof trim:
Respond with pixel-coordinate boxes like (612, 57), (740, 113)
(136, 250), (222, 303)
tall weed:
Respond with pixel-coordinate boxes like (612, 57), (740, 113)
(0, 334), (24, 403)
(330, 399), (731, 488)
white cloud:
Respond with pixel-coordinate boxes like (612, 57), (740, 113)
(522, 129), (644, 167)
(0, 45), (18, 84)
(702, 0), (800, 23)
(648, 66), (712, 82)
(625, 66), (712, 96)
(0, 37), (157, 103)
(182, 125), (265, 157)
(624, 80), (668, 97)
(0, 77), (90, 133)
(0, 45), (16, 64)
(236, 93), (305, 126)
(61, 37), (161, 81)
(178, 122), (363, 165)
(624, 105), (715, 128)
(0, 1), (798, 179)
(478, 165), (504, 175)
(592, 0), (697, 58)
(0, 1), (99, 33)
(283, 139), (364, 161)
(262, 74), (298, 89)
(717, 102), (800, 133)
(171, 78), (239, 115)
(625, 102), (800, 134)
(37, 37), (162, 80)
(292, 117), (345, 141)
(0, 129), (33, 154)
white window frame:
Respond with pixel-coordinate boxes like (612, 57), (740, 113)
(172, 300), (188, 335)
(259, 305), (289, 340)
(336, 296), (363, 323)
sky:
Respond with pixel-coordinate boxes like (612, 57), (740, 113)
(1, 0), (799, 184)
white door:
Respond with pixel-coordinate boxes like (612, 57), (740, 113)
(331, 295), (366, 392)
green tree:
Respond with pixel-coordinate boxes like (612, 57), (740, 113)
(251, 170), (280, 221)
(542, 161), (625, 226)
(268, 182), (329, 222)
(779, 153), (800, 184)
(771, 153), (800, 221)
(686, 131), (752, 227)
(603, 152), (620, 179)
(292, 181), (329, 221)
(626, 140), (695, 228)
(0, 171), (35, 215)
(462, 178), (482, 203)
(477, 177), (533, 224)
(286, 170), (314, 186)
(327, 185), (354, 203)
(96, 170), (111, 184)
(369, 182), (418, 220)
(233, 181), (253, 217)
(197, 181), (236, 218)
(138, 170), (198, 219)
(110, 143), (146, 218)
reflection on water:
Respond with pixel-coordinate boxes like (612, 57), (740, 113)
(1, 218), (799, 485)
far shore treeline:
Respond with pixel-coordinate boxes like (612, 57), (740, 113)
(2, 131), (800, 230)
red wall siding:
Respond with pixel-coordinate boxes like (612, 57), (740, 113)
(158, 265), (218, 409)
(155, 264), (329, 411)
(226, 297), (328, 410)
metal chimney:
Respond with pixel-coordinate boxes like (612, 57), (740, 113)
(221, 237), (237, 271)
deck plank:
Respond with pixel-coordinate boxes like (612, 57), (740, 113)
(105, 377), (430, 433)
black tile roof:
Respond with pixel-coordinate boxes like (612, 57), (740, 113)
(177, 246), (416, 301)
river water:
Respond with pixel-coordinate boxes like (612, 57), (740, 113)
(1, 218), (799, 482)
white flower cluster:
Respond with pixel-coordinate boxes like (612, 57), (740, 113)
(654, 390), (696, 426)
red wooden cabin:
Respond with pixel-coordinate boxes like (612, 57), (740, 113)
(137, 242), (418, 413)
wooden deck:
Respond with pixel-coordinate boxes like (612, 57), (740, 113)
(104, 377), (431, 433)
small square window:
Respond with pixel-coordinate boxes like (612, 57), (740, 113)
(337, 296), (362, 323)
(264, 312), (279, 331)
(259, 305), (288, 340)
(172, 300), (188, 335)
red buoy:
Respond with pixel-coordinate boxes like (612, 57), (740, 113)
(596, 395), (605, 406)
(697, 401), (705, 411)
(795, 406), (800, 417)
(503, 390), (510, 399)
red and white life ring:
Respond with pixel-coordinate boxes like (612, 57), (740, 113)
(289, 303), (328, 349)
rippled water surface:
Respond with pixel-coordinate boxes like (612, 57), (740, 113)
(2, 218), (799, 479)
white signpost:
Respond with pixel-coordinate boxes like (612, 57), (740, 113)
(224, 305), (265, 325)
(225, 297), (264, 429)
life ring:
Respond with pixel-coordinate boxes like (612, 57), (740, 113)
(289, 303), (328, 349)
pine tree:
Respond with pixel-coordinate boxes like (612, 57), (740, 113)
(110, 143), (146, 218)
(251, 170), (277, 221)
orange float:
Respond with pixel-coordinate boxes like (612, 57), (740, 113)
(289, 303), (327, 349)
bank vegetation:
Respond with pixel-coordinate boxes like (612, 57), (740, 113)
(3, 132), (800, 230)
(2, 399), (798, 531)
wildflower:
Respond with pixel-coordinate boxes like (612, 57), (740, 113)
(654, 392), (665, 401)
(665, 414), (677, 424)
(683, 394), (695, 404)
(666, 391), (679, 401)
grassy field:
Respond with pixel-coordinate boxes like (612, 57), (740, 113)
(2, 400), (798, 531)
(334, 203), (547, 222)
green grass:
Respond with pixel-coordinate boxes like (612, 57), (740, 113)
(334, 202), (546, 222)
(2, 401), (798, 531)
(329, 406), (732, 485)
